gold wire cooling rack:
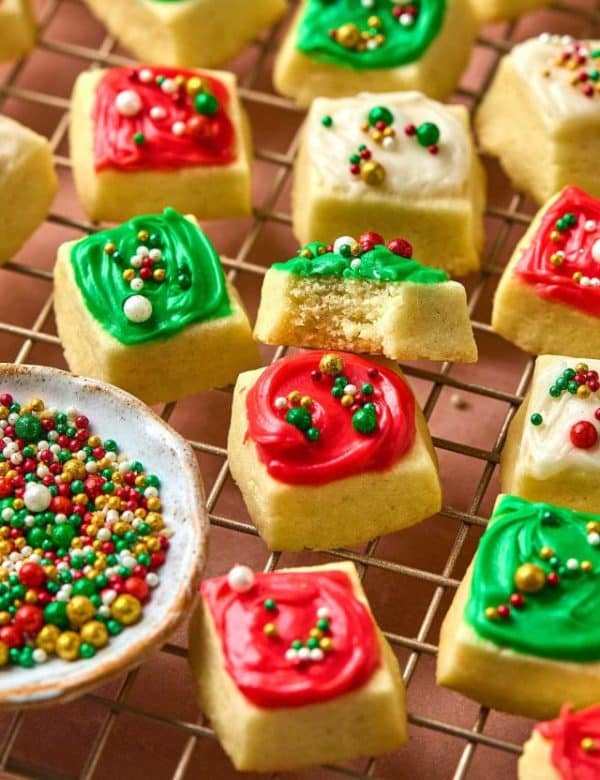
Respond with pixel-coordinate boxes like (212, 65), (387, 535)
(1, 1), (600, 778)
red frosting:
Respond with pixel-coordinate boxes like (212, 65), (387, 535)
(245, 351), (416, 486)
(515, 187), (600, 317)
(201, 569), (380, 708)
(537, 705), (600, 780)
(93, 66), (236, 172)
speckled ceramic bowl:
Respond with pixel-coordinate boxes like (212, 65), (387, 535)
(0, 363), (208, 708)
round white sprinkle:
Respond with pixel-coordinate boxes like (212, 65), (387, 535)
(538, 32), (551, 43)
(361, 0), (375, 7)
(344, 384), (357, 396)
(589, 532), (600, 545)
(274, 397), (288, 411)
(285, 648), (298, 662)
(298, 647), (311, 660)
(584, 220), (597, 233)
(130, 278), (145, 292)
(567, 558), (579, 570)
(130, 255), (143, 269)
(317, 607), (330, 619)
(149, 248), (162, 261)
(23, 483), (52, 513)
(227, 564), (255, 593)
(592, 278), (600, 287)
(310, 648), (324, 661)
(366, 38), (379, 49)
(123, 294), (152, 323)
(32, 648), (47, 664)
(172, 121), (186, 136)
(592, 239), (600, 263)
(161, 78), (178, 94)
(382, 136), (395, 149)
(399, 12), (414, 25)
(115, 89), (142, 117)
(136, 246), (149, 258)
(333, 235), (356, 255)
(350, 258), (362, 270)
(150, 106), (167, 121)
(138, 68), (153, 83)
(580, 276), (591, 287)
(146, 572), (159, 588)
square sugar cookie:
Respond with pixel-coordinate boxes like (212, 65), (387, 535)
(254, 235), (478, 362)
(502, 354), (600, 513)
(493, 187), (600, 358)
(0, 0), (36, 62)
(273, 0), (478, 107)
(189, 561), (407, 772)
(519, 705), (600, 779)
(70, 65), (252, 223)
(293, 92), (485, 276)
(470, 0), (549, 23)
(53, 208), (260, 405)
(476, 35), (600, 205)
(228, 350), (442, 552)
(437, 494), (600, 720)
(82, 0), (286, 69)
(0, 115), (57, 265)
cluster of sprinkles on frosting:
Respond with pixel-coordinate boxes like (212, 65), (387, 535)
(537, 704), (600, 774)
(297, 231), (413, 262)
(548, 208), (600, 288)
(529, 362), (600, 449)
(0, 395), (169, 668)
(539, 34), (600, 99)
(322, 104), (441, 186)
(329, 0), (421, 52)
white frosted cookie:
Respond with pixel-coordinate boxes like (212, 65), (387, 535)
(470, 0), (548, 22)
(438, 494), (600, 720)
(254, 234), (478, 362)
(293, 92), (485, 275)
(82, 0), (286, 68)
(502, 354), (600, 513)
(273, 0), (478, 107)
(189, 562), (407, 772)
(53, 208), (259, 405)
(69, 66), (252, 223)
(0, 0), (35, 61)
(0, 115), (57, 265)
(493, 187), (600, 358)
(227, 350), (442, 551)
(477, 35), (600, 204)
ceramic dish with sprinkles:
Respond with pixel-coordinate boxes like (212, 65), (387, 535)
(0, 363), (207, 708)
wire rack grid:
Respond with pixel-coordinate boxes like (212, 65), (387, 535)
(0, 0), (599, 778)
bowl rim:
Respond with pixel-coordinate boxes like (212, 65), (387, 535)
(0, 362), (209, 709)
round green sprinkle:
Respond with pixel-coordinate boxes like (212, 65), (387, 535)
(530, 413), (543, 426)
(321, 115), (333, 128)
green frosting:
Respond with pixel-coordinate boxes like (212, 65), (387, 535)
(465, 495), (600, 662)
(297, 0), (447, 71)
(70, 208), (231, 346)
(273, 242), (449, 284)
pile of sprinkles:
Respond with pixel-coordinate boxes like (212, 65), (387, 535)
(329, 0), (422, 51)
(0, 394), (169, 668)
(539, 34), (600, 99)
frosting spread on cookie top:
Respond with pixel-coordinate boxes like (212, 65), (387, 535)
(511, 36), (600, 122)
(93, 66), (236, 172)
(515, 187), (600, 317)
(297, 0), (446, 70)
(465, 494), (600, 661)
(201, 566), (380, 708)
(0, 394), (169, 668)
(69, 208), (231, 346)
(537, 704), (600, 780)
(274, 233), (449, 283)
(307, 93), (470, 197)
(521, 357), (600, 480)
(246, 351), (416, 485)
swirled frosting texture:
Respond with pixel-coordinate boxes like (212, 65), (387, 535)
(246, 351), (416, 485)
(537, 705), (600, 780)
(466, 495), (600, 661)
(201, 569), (380, 708)
(297, 0), (446, 70)
(70, 208), (231, 345)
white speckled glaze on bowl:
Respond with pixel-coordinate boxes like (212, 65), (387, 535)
(0, 363), (208, 708)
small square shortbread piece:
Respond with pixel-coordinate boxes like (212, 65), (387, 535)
(437, 494), (600, 720)
(189, 561), (407, 772)
(476, 35), (600, 205)
(273, 0), (477, 107)
(502, 354), (600, 513)
(70, 65), (252, 223)
(493, 187), (600, 357)
(0, 0), (35, 62)
(228, 350), (441, 551)
(254, 236), (477, 362)
(0, 115), (57, 265)
(53, 208), (259, 405)
(470, 0), (549, 22)
(82, 0), (286, 68)
(293, 92), (485, 276)
(518, 705), (600, 779)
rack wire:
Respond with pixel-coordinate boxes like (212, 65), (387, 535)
(0, 0), (599, 777)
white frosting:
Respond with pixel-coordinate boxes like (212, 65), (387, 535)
(306, 91), (471, 198)
(511, 36), (600, 123)
(522, 356), (600, 479)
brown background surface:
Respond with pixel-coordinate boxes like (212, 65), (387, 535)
(0, 0), (599, 778)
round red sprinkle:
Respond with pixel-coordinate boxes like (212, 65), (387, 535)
(19, 562), (46, 589)
(367, 368), (379, 379)
(547, 572), (560, 586)
(509, 593), (525, 608)
(0, 625), (22, 648)
(14, 605), (43, 635)
(0, 394), (13, 406)
(387, 238), (413, 258)
(358, 231), (385, 251)
(497, 605), (510, 619)
(404, 123), (416, 136)
(570, 420), (598, 449)
(574, 373), (587, 385)
(124, 576), (150, 603)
